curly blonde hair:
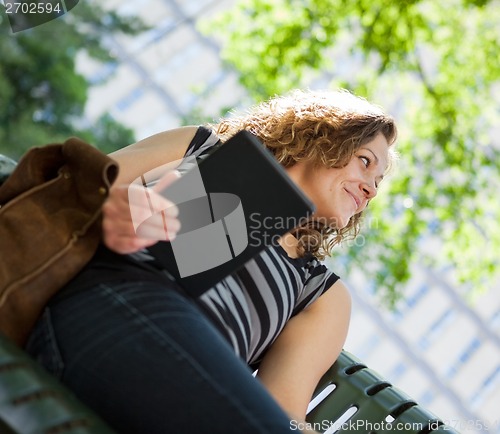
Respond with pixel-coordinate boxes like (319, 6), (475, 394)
(210, 89), (398, 259)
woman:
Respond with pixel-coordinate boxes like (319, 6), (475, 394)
(26, 89), (397, 433)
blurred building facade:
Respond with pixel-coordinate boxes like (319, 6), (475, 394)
(80, 1), (500, 432)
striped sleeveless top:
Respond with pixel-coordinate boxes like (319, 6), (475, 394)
(174, 127), (340, 365)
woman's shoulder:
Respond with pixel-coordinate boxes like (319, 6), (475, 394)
(184, 126), (220, 158)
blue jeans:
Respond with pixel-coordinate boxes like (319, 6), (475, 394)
(26, 280), (300, 434)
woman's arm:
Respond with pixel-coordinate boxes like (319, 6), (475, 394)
(110, 126), (198, 185)
(256, 280), (351, 424)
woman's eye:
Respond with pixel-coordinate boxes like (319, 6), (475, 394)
(359, 156), (370, 167)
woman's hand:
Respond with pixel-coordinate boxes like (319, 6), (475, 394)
(102, 171), (181, 254)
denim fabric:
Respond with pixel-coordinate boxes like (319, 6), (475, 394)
(26, 281), (300, 434)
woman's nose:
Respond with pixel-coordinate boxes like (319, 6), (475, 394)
(361, 181), (377, 199)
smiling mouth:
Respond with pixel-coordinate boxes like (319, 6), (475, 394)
(345, 189), (360, 210)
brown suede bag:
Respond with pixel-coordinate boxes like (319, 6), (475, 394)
(0, 138), (118, 346)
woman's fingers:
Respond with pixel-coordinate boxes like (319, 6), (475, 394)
(132, 170), (182, 239)
(102, 179), (181, 254)
(135, 211), (181, 240)
(152, 169), (181, 194)
(127, 183), (178, 232)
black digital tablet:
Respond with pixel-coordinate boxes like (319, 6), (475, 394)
(147, 130), (315, 297)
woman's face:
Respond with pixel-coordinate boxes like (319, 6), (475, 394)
(286, 133), (389, 229)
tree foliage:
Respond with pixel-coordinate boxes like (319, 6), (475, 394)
(0, 1), (148, 159)
(203, 0), (500, 304)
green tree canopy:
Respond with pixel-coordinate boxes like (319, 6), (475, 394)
(0, 1), (148, 159)
(203, 0), (500, 304)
